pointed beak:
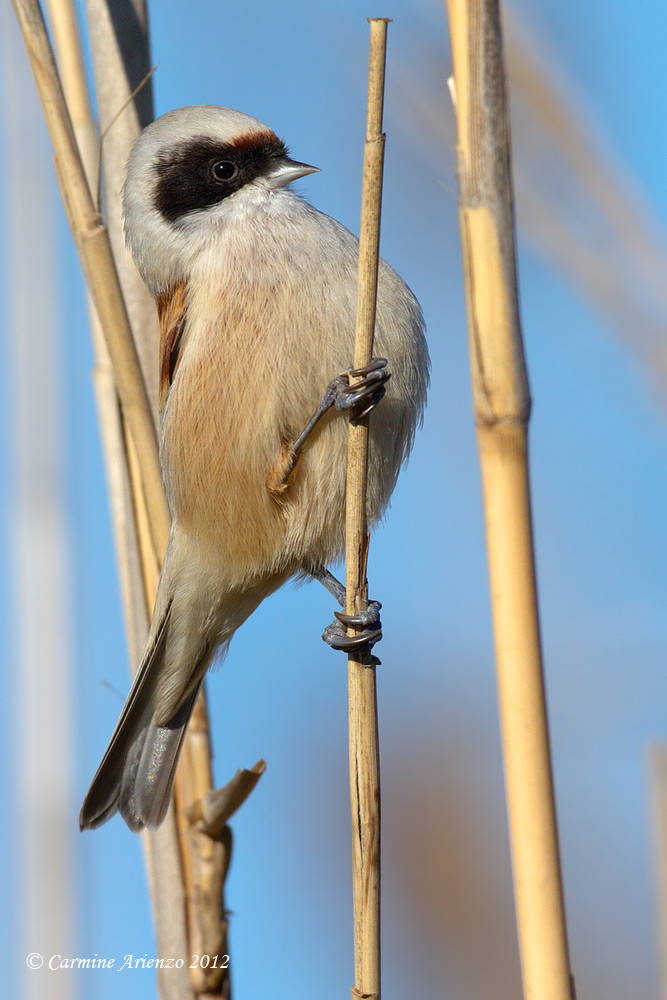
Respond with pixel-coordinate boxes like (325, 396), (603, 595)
(269, 157), (320, 188)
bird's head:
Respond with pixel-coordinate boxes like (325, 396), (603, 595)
(123, 105), (319, 294)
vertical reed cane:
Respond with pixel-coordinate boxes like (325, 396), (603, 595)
(346, 18), (391, 1000)
(445, 2), (575, 997)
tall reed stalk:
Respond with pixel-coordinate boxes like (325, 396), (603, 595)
(13, 1), (263, 995)
(444, 2), (575, 998)
(11, 0), (169, 559)
(650, 746), (667, 1000)
(346, 18), (390, 1000)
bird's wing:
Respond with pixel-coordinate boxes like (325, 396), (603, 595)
(156, 281), (189, 412)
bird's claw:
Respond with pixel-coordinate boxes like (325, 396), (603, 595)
(322, 600), (383, 657)
(332, 358), (390, 420)
(333, 599), (382, 629)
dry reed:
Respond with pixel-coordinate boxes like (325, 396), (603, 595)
(345, 18), (390, 1000)
(444, 1), (575, 998)
(650, 746), (667, 1000)
(14, 1), (263, 995)
(11, 0), (170, 560)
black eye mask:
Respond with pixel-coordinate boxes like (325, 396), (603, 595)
(154, 133), (288, 224)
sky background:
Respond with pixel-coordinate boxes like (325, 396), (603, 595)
(2, 0), (667, 998)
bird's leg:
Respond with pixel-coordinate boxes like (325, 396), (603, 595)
(267, 359), (390, 495)
(311, 565), (383, 654)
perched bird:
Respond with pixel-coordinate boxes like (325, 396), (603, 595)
(79, 106), (429, 832)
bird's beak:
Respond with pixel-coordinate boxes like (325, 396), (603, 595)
(269, 157), (320, 187)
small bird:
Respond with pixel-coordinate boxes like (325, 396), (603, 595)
(79, 106), (429, 832)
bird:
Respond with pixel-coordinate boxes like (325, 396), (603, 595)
(79, 105), (429, 833)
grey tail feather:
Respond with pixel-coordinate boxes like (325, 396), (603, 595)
(118, 684), (201, 831)
(79, 601), (202, 833)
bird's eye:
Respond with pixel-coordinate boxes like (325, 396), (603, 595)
(211, 160), (237, 182)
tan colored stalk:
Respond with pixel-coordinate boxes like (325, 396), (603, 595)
(83, 0), (160, 412)
(24, 1), (260, 994)
(82, 3), (235, 990)
(649, 746), (667, 1000)
(41, 4), (193, 997)
(445, 2), (574, 998)
(346, 18), (390, 1000)
(44, 0), (153, 667)
(11, 0), (170, 562)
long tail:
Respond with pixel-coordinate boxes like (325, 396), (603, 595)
(79, 601), (208, 832)
(80, 527), (283, 833)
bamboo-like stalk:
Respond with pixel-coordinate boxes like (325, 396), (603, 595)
(83, 0), (159, 412)
(21, 2), (261, 995)
(11, 0), (170, 563)
(649, 745), (667, 1000)
(81, 3), (233, 992)
(40, 5), (189, 998)
(346, 18), (390, 1000)
(444, 3), (574, 999)
(41, 5), (193, 995)
(44, 0), (152, 670)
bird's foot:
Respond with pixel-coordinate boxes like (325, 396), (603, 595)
(274, 359), (391, 496)
(328, 358), (390, 421)
(322, 600), (383, 656)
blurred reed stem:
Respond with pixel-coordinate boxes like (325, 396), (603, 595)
(649, 745), (667, 1000)
(444, 1), (575, 998)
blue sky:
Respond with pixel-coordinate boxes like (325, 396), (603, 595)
(3, 1), (667, 998)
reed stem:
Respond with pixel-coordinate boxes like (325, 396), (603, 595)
(11, 0), (170, 561)
(346, 18), (390, 1000)
(445, 1), (574, 997)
